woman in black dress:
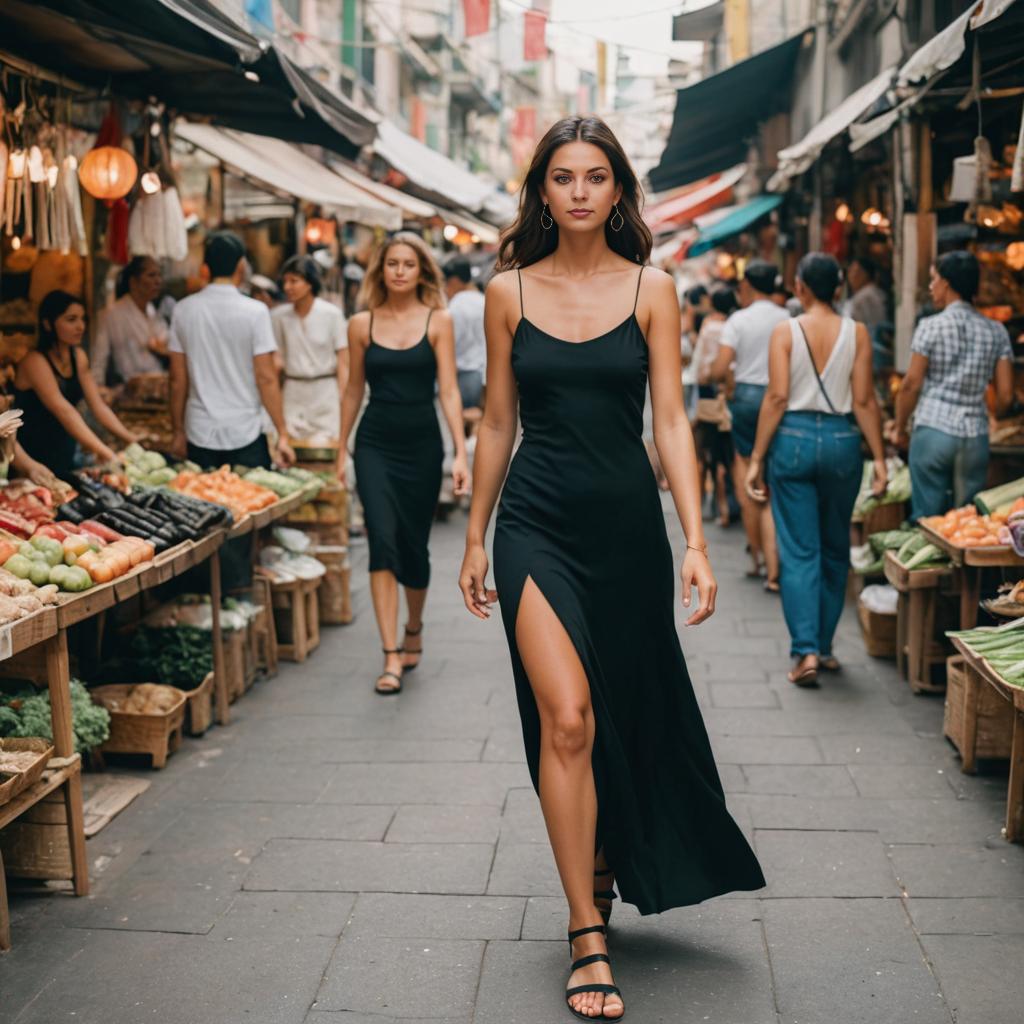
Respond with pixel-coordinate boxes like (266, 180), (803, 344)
(14, 290), (139, 480)
(339, 234), (468, 694)
(459, 118), (764, 1021)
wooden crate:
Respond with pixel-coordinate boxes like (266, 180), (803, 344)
(313, 546), (352, 626)
(90, 685), (187, 769)
(250, 575), (278, 678)
(271, 577), (321, 662)
(184, 671), (214, 737)
(857, 600), (897, 659)
(944, 655), (1014, 770)
(0, 789), (72, 880)
(0, 739), (54, 806)
(223, 629), (247, 703)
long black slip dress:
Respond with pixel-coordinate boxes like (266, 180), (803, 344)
(354, 310), (443, 589)
(492, 267), (765, 915)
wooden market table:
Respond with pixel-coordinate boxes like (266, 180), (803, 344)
(950, 636), (1024, 843)
(884, 551), (955, 693)
(918, 524), (1024, 629)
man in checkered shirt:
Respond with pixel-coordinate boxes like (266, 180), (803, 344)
(892, 251), (1014, 519)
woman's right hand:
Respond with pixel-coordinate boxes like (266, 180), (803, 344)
(871, 458), (888, 497)
(459, 544), (497, 620)
(335, 448), (350, 489)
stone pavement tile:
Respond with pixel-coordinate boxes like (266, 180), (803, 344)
(763, 898), (949, 1024)
(688, 654), (770, 681)
(237, 737), (486, 764)
(888, 843), (1024, 898)
(945, 766), (1014, 801)
(314, 936), (483, 1017)
(716, 762), (746, 792)
(481, 727), (528, 763)
(344, 892), (524, 939)
(687, 635), (786, 657)
(704, 706), (916, 736)
(210, 891), (356, 938)
(818, 732), (959, 765)
(479, 900), (775, 1024)
(54, 843), (246, 934)
(183, 800), (395, 842)
(848, 763), (958, 799)
(2, 925), (334, 1024)
(318, 762), (529, 805)
(710, 734), (824, 764)
(385, 804), (501, 844)
(498, 789), (547, 845)
(741, 764), (858, 797)
(306, 1015), (469, 1024)
(905, 896), (1024, 935)
(488, 841), (562, 897)
(212, 759), (339, 802)
(708, 682), (780, 708)
(923, 934), (1024, 1024)
(244, 838), (493, 894)
(754, 829), (900, 897)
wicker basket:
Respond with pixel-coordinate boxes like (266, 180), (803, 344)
(944, 655), (1013, 764)
(91, 684), (187, 769)
(857, 600), (897, 658)
(314, 546), (352, 626)
(0, 738), (54, 806)
(184, 671), (214, 737)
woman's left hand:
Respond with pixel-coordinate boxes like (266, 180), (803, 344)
(745, 457), (767, 503)
(452, 453), (470, 496)
(681, 548), (717, 626)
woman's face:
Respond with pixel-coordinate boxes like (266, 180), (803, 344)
(383, 244), (421, 297)
(51, 304), (87, 347)
(282, 272), (313, 305)
(540, 141), (622, 236)
(133, 259), (162, 303)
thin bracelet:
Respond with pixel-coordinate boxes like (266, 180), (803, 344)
(687, 543), (709, 556)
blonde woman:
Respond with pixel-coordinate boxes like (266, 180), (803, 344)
(338, 233), (469, 694)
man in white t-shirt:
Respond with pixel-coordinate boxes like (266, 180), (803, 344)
(168, 231), (295, 469)
(444, 257), (486, 410)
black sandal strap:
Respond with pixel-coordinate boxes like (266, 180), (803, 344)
(382, 647), (404, 654)
(376, 672), (402, 686)
(572, 953), (610, 971)
(566, 984), (621, 998)
(567, 924), (606, 942)
(403, 624), (423, 636)
(594, 889), (617, 901)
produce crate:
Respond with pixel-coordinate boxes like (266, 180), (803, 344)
(857, 600), (897, 659)
(0, 739), (54, 806)
(271, 576), (321, 663)
(313, 546), (352, 625)
(0, 789), (72, 881)
(184, 671), (214, 737)
(250, 575), (277, 678)
(944, 655), (1014, 770)
(851, 501), (907, 546)
(90, 684), (187, 769)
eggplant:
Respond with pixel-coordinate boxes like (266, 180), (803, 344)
(58, 503), (85, 524)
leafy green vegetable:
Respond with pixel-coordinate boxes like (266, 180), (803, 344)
(0, 681), (110, 752)
(131, 625), (213, 689)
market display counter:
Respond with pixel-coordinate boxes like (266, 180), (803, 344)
(918, 523), (1024, 628)
(950, 637), (1024, 843)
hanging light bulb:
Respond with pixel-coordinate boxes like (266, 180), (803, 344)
(8, 150), (26, 177)
(140, 171), (162, 195)
(27, 146), (45, 183)
(835, 202), (851, 223)
(46, 165), (59, 188)
(11, 237), (21, 251)
(443, 224), (459, 241)
(65, 154), (78, 172)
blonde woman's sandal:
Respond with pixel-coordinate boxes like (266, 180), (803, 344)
(375, 647), (404, 695)
(402, 624), (423, 671)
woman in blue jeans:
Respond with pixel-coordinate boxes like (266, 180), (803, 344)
(746, 254), (887, 685)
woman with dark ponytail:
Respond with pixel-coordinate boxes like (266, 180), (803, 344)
(459, 116), (764, 1021)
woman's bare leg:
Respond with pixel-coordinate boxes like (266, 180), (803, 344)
(402, 585), (427, 668)
(516, 577), (623, 1020)
(369, 570), (403, 689)
(732, 453), (763, 573)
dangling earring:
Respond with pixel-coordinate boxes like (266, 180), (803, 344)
(540, 203), (553, 230)
(609, 204), (624, 232)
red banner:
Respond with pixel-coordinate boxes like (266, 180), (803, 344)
(511, 106), (537, 167)
(523, 10), (548, 61)
(462, 0), (490, 38)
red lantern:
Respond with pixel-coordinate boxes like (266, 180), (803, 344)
(79, 146), (137, 201)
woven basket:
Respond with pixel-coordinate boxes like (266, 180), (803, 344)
(857, 600), (897, 658)
(0, 738), (54, 806)
(91, 684), (186, 769)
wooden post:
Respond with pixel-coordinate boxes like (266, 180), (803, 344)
(1007, 700), (1024, 842)
(960, 566), (982, 629)
(210, 549), (229, 726)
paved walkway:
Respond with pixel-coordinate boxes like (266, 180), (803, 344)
(3, 503), (1024, 1024)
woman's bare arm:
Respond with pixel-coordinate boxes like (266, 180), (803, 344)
(337, 313), (369, 467)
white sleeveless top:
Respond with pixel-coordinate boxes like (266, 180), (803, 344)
(787, 317), (856, 414)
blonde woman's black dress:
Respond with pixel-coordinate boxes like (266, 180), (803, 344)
(354, 311), (443, 588)
(493, 269), (764, 914)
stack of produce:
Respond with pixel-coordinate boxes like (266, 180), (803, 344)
(122, 442), (177, 488)
(921, 505), (1018, 548)
(854, 457), (912, 517)
(0, 679), (111, 753)
(170, 467), (276, 520)
(59, 476), (229, 551)
(131, 623), (213, 690)
(0, 480), (58, 536)
(852, 527), (951, 575)
(974, 478), (1024, 516)
(92, 683), (183, 714)
(948, 618), (1024, 688)
(243, 467), (309, 498)
(283, 468), (345, 543)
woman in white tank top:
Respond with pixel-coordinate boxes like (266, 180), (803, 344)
(743, 254), (887, 685)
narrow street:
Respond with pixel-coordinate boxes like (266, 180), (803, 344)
(0, 501), (1020, 1023)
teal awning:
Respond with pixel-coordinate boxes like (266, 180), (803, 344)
(688, 194), (783, 257)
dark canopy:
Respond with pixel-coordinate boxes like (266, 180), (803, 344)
(0, 0), (375, 157)
(649, 32), (809, 193)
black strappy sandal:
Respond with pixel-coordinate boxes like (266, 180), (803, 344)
(594, 867), (617, 926)
(565, 924), (625, 1022)
(401, 624), (423, 671)
(375, 647), (404, 695)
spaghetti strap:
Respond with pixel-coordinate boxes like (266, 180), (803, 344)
(632, 266), (645, 315)
(425, 307), (434, 337)
(368, 309), (375, 343)
(516, 268), (525, 317)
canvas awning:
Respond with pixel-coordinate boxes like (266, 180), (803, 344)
(688, 194), (783, 257)
(644, 164), (747, 234)
(767, 66), (895, 190)
(649, 32), (809, 192)
(176, 122), (400, 229)
(330, 163), (439, 221)
(437, 209), (500, 246)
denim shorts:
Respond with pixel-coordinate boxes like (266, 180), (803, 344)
(728, 383), (766, 458)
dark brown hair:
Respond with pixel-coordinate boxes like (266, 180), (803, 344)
(497, 116), (651, 270)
